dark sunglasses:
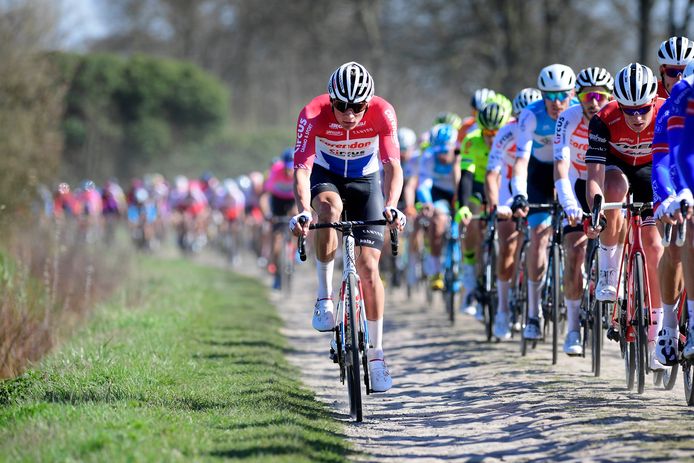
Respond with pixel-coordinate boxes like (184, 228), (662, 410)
(578, 91), (611, 103)
(543, 91), (571, 102)
(663, 66), (686, 78)
(620, 104), (653, 116)
(332, 100), (368, 113)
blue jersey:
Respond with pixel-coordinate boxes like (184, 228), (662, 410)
(516, 98), (580, 164)
(418, 146), (456, 194)
(652, 76), (694, 208)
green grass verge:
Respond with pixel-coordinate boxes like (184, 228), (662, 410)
(0, 257), (350, 462)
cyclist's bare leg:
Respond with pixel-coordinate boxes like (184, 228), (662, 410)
(527, 223), (551, 319)
(601, 170), (628, 247)
(356, 246), (386, 356)
(429, 210), (446, 258)
(496, 221), (519, 315)
(564, 231), (587, 332)
(311, 191), (342, 262)
(683, 222), (694, 329)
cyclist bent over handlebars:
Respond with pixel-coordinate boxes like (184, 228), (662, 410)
(289, 62), (405, 393)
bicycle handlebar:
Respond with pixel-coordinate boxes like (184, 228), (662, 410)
(296, 217), (399, 262)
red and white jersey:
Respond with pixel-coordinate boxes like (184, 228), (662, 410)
(294, 94), (400, 178)
(553, 104), (590, 182)
(487, 119), (517, 180)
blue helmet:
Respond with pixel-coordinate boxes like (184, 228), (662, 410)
(429, 123), (458, 151)
(281, 148), (294, 168)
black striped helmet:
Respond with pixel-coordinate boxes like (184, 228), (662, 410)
(327, 61), (374, 103)
(575, 67), (614, 93)
(657, 36), (694, 66)
(477, 102), (511, 130)
(613, 63), (658, 107)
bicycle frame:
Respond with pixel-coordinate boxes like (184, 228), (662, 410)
(609, 203), (653, 342)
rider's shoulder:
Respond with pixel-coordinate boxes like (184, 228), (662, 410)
(300, 94), (332, 119)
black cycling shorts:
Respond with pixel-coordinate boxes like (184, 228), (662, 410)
(606, 157), (653, 218)
(309, 165), (385, 250)
(271, 196), (295, 232)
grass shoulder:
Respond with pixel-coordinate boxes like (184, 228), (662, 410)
(0, 256), (349, 463)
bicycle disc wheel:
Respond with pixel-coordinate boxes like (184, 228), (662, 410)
(345, 273), (363, 421)
(632, 253), (648, 394)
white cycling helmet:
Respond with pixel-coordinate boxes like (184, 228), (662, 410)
(657, 36), (694, 66)
(327, 61), (374, 103)
(512, 88), (542, 115)
(575, 67), (614, 93)
(613, 63), (658, 107)
(537, 64), (576, 92)
(471, 88), (496, 111)
(397, 127), (417, 150)
(684, 60), (694, 78)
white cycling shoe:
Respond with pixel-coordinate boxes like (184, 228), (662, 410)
(368, 350), (393, 392)
(312, 298), (335, 332)
(563, 330), (583, 356)
(493, 312), (511, 340)
(655, 327), (679, 366)
(649, 341), (665, 371)
(596, 269), (618, 302)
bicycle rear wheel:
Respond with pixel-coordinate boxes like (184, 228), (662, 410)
(483, 238), (497, 341)
(345, 273), (363, 421)
(632, 253), (648, 394)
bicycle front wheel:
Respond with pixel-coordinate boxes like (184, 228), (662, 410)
(632, 252), (648, 394)
(551, 243), (561, 365)
(345, 273), (363, 421)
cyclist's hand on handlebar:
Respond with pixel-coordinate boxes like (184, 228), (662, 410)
(454, 205), (472, 225)
(656, 195), (678, 225)
(511, 195), (529, 218)
(383, 206), (406, 231)
(585, 213), (605, 239)
(496, 205), (512, 220)
(563, 204), (584, 227)
(289, 211), (312, 237)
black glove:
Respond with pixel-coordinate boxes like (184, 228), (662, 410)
(511, 195), (529, 213)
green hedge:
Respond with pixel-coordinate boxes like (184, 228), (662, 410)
(49, 52), (230, 181)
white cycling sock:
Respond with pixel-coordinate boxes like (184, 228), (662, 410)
(497, 279), (510, 315)
(316, 258), (334, 299)
(566, 299), (581, 332)
(528, 279), (542, 319)
(662, 303), (678, 331)
(367, 318), (383, 352)
(598, 243), (620, 274)
(650, 307), (663, 340)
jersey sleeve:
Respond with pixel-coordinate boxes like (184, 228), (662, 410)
(651, 104), (675, 207)
(377, 102), (400, 164)
(584, 115), (610, 165)
(459, 135), (476, 174)
(553, 109), (578, 162)
(293, 106), (316, 170)
(675, 94), (694, 196)
(515, 108), (536, 160)
(487, 125), (513, 173)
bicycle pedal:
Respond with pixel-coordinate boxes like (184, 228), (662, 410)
(606, 326), (620, 342)
(329, 348), (338, 364)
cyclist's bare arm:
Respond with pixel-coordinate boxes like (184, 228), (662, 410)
(586, 163), (605, 211)
(511, 155), (529, 188)
(484, 170), (500, 210)
(292, 168), (313, 236)
(382, 159), (404, 209)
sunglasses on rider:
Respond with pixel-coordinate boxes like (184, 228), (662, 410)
(332, 99), (368, 113)
(663, 66), (686, 78)
(578, 91), (611, 104)
(619, 104), (653, 116)
(543, 91), (571, 102)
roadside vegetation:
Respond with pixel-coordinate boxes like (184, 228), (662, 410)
(0, 257), (349, 462)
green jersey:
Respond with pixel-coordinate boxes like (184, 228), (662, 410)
(459, 128), (490, 184)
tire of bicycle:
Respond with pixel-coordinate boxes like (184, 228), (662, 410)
(359, 316), (371, 396)
(684, 360), (694, 405)
(593, 301), (602, 377)
(631, 253), (648, 394)
(550, 243), (561, 365)
(518, 247), (529, 356)
(482, 238), (496, 341)
(345, 272), (363, 422)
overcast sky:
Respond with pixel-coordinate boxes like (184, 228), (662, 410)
(59, 0), (108, 49)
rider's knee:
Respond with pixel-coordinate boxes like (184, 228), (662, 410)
(315, 199), (341, 222)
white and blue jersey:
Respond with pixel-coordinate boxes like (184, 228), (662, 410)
(417, 147), (457, 194)
(516, 98), (580, 164)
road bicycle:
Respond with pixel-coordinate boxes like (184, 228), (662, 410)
(298, 215), (398, 422)
(597, 195), (654, 394)
(477, 207), (498, 341)
(511, 216), (530, 354)
(442, 214), (462, 324)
